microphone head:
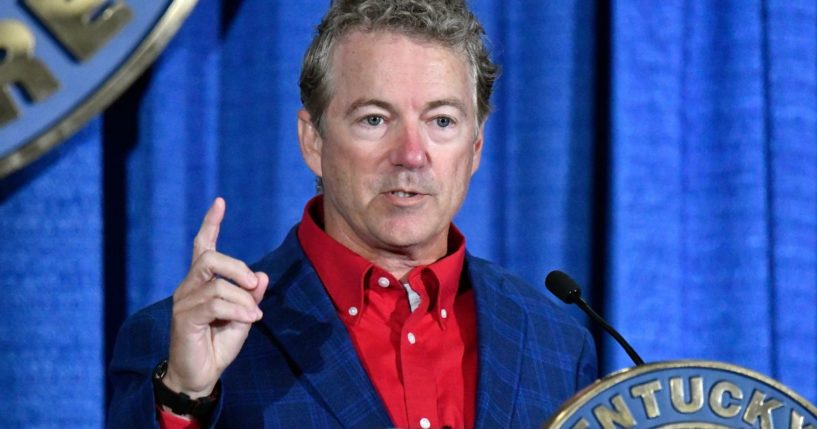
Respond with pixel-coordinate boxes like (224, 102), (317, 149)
(545, 270), (582, 304)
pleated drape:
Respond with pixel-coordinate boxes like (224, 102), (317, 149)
(610, 0), (817, 401)
(0, 124), (103, 426)
(0, 0), (815, 426)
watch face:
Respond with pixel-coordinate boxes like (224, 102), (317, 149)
(154, 359), (169, 380)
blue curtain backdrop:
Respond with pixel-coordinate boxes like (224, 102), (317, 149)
(0, 0), (815, 426)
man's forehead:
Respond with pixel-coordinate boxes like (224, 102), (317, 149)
(319, 29), (478, 119)
(328, 30), (474, 88)
(331, 29), (468, 69)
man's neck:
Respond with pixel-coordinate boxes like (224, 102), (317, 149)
(324, 224), (448, 281)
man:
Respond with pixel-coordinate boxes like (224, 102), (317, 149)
(108, 1), (597, 427)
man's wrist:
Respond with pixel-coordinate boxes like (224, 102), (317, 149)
(161, 365), (215, 399)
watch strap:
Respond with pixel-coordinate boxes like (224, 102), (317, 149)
(152, 359), (219, 421)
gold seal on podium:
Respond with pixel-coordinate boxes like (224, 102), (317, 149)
(545, 361), (817, 429)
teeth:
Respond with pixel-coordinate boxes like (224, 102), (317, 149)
(392, 191), (415, 198)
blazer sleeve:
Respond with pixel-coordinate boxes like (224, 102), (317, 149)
(106, 299), (226, 429)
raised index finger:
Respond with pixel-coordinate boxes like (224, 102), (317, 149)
(192, 197), (225, 263)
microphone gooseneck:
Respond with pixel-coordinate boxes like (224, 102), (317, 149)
(545, 270), (645, 366)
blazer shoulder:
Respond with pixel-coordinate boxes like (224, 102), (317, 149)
(249, 225), (312, 287)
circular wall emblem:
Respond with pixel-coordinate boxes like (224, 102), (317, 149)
(0, 0), (198, 178)
(545, 361), (817, 429)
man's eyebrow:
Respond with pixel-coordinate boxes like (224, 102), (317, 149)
(344, 97), (470, 117)
(345, 99), (394, 117)
(426, 98), (469, 116)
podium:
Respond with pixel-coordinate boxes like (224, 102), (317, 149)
(544, 361), (817, 429)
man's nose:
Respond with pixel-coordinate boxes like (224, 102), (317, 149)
(388, 123), (429, 169)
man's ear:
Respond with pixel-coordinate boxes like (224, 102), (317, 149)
(298, 109), (323, 177)
(470, 122), (485, 175)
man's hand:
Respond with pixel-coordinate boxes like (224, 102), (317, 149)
(163, 197), (269, 398)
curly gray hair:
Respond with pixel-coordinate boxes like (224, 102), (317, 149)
(299, 0), (499, 131)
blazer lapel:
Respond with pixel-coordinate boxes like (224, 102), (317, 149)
(468, 255), (528, 428)
(256, 234), (392, 428)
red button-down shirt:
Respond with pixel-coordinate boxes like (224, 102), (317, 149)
(159, 196), (478, 428)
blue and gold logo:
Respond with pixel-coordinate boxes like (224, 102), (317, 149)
(545, 361), (817, 429)
(0, 0), (197, 177)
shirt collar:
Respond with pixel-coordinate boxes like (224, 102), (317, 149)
(297, 195), (466, 327)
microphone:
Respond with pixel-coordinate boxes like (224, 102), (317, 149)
(545, 270), (645, 366)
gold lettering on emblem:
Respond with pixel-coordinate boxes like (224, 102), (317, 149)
(630, 379), (663, 418)
(789, 409), (817, 429)
(570, 418), (590, 429)
(670, 376), (705, 413)
(742, 389), (783, 429)
(22, 0), (133, 61)
(709, 381), (743, 418)
(0, 20), (59, 126)
(593, 394), (637, 429)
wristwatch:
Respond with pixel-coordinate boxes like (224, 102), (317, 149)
(152, 359), (219, 420)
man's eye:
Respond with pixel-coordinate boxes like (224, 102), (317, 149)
(364, 115), (384, 126)
(435, 117), (453, 128)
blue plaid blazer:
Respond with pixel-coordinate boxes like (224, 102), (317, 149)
(108, 228), (597, 428)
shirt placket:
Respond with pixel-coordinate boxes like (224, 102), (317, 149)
(400, 276), (439, 429)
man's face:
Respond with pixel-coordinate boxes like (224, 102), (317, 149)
(298, 30), (483, 261)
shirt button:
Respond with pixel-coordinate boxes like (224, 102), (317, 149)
(347, 306), (358, 316)
(407, 332), (416, 344)
(377, 277), (390, 288)
(419, 417), (431, 428)
(440, 308), (448, 319)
